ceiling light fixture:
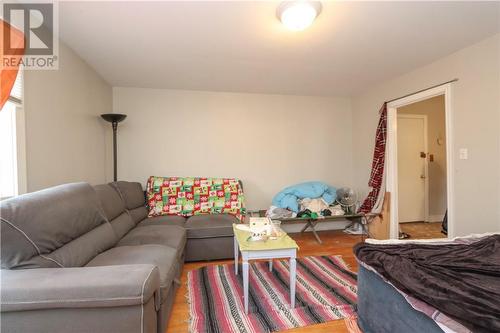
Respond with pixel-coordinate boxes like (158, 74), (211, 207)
(277, 1), (322, 31)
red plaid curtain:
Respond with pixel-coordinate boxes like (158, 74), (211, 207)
(359, 103), (387, 214)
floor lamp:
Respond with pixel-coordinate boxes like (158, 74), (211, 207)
(101, 113), (127, 182)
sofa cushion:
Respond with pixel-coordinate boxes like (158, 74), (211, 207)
(93, 183), (136, 240)
(109, 212), (136, 240)
(42, 223), (117, 268)
(137, 215), (187, 228)
(186, 237), (234, 262)
(1, 265), (160, 311)
(0, 183), (114, 269)
(129, 206), (148, 224)
(184, 214), (238, 239)
(108, 182), (147, 225)
(111, 181), (145, 210)
(86, 244), (177, 303)
(117, 225), (186, 255)
(94, 184), (126, 221)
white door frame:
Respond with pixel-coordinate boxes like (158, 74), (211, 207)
(386, 84), (454, 239)
(397, 114), (429, 223)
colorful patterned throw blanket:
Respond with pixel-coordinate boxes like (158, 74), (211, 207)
(146, 176), (246, 220)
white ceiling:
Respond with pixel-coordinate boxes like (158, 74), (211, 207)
(59, 1), (500, 97)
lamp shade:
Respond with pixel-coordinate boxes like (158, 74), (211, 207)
(101, 113), (127, 123)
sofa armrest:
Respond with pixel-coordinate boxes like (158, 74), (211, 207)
(1, 264), (160, 312)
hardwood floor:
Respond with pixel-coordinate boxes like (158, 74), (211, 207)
(399, 221), (446, 239)
(166, 230), (362, 333)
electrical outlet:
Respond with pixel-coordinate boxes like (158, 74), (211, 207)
(459, 148), (468, 160)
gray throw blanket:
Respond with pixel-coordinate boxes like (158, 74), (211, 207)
(354, 235), (500, 333)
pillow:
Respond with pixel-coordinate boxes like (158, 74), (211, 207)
(146, 176), (246, 221)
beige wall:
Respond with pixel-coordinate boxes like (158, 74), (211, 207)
(352, 34), (500, 236)
(112, 87), (352, 209)
(21, 32), (500, 236)
(399, 95), (447, 219)
(24, 41), (112, 192)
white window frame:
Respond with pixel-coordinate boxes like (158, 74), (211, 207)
(1, 70), (27, 199)
(14, 101), (27, 195)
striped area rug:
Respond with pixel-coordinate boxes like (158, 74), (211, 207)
(188, 255), (357, 333)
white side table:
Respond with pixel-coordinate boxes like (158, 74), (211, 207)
(233, 225), (298, 314)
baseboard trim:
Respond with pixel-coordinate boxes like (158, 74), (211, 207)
(426, 214), (445, 223)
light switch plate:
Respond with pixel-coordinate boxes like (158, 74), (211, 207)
(459, 148), (468, 160)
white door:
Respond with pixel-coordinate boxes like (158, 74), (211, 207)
(397, 114), (427, 223)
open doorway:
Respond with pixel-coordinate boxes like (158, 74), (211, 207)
(396, 96), (447, 239)
(386, 82), (454, 240)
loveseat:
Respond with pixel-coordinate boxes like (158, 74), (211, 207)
(0, 181), (240, 333)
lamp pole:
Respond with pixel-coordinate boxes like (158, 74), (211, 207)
(101, 113), (127, 182)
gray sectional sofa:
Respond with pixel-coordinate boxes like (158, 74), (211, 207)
(0, 181), (239, 333)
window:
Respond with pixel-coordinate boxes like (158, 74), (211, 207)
(0, 71), (24, 199)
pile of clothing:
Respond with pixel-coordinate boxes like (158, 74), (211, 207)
(267, 181), (345, 219)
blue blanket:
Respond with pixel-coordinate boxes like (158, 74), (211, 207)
(272, 181), (337, 212)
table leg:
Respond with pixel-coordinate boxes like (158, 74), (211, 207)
(243, 260), (249, 314)
(234, 236), (239, 275)
(300, 219), (322, 244)
(309, 221), (322, 244)
(289, 255), (296, 308)
(300, 220), (311, 233)
(269, 260), (273, 272)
